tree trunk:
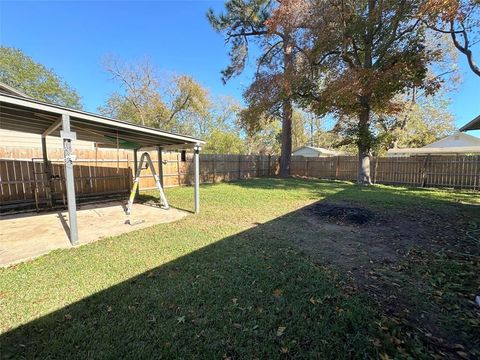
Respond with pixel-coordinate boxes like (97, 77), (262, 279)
(279, 38), (294, 177)
(357, 148), (372, 185)
(280, 97), (293, 177)
(357, 103), (372, 185)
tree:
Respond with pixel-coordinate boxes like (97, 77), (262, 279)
(100, 57), (211, 137)
(203, 129), (246, 154)
(421, 0), (480, 76)
(208, 0), (309, 176)
(165, 75), (212, 136)
(100, 57), (169, 127)
(244, 121), (282, 155)
(0, 46), (81, 108)
(302, 0), (443, 184)
(378, 91), (455, 151)
(292, 109), (308, 149)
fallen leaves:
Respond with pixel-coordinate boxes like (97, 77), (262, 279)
(276, 326), (286, 337)
(273, 288), (284, 297)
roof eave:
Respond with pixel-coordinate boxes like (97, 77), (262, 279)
(459, 115), (480, 132)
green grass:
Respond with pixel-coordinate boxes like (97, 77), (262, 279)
(0, 178), (478, 359)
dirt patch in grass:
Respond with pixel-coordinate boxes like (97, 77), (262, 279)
(306, 202), (376, 225)
(294, 200), (480, 359)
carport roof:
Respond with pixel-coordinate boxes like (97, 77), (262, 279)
(0, 92), (205, 149)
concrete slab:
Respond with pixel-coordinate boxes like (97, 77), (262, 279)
(0, 202), (187, 267)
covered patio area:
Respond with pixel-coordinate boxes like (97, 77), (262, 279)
(0, 201), (187, 266)
(0, 91), (204, 250)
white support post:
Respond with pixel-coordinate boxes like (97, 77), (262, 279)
(133, 149), (139, 197)
(193, 145), (201, 214)
(61, 114), (79, 245)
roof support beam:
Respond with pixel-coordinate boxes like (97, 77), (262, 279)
(62, 114), (79, 245)
(193, 145), (201, 214)
(42, 118), (62, 137)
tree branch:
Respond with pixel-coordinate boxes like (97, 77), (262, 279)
(450, 21), (480, 76)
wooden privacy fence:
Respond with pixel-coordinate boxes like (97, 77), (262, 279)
(0, 148), (279, 208)
(0, 147), (478, 209)
(290, 155), (480, 189)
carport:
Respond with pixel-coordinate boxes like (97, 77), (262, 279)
(0, 92), (204, 245)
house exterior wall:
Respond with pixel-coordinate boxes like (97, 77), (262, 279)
(0, 129), (96, 151)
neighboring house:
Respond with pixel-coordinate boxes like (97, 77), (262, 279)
(292, 145), (341, 157)
(387, 132), (480, 156)
(0, 82), (96, 151)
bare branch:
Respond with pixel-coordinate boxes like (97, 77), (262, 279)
(450, 20), (480, 76)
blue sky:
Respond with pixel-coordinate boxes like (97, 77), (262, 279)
(1, 0), (479, 135)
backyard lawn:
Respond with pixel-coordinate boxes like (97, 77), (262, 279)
(1, 178), (479, 359)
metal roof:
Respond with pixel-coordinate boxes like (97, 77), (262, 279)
(459, 115), (480, 132)
(0, 83), (31, 98)
(292, 145), (341, 156)
(0, 93), (204, 149)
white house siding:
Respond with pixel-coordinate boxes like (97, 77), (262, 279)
(0, 129), (95, 150)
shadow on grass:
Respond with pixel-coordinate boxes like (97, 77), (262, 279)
(1, 179), (478, 359)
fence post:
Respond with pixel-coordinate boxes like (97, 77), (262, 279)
(238, 155), (241, 179)
(41, 136), (54, 208)
(372, 156), (378, 184)
(157, 147), (164, 188)
(268, 154), (272, 177)
(176, 152), (181, 186)
(212, 155), (216, 183)
(335, 156), (340, 179)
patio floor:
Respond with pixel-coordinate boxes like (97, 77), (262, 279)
(0, 202), (187, 267)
